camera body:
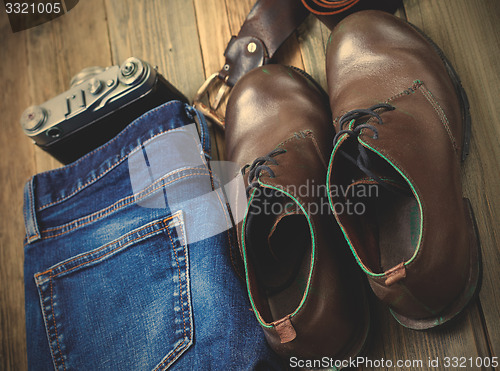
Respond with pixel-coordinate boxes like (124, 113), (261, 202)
(20, 57), (188, 164)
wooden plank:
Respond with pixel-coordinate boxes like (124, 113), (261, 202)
(24, 0), (112, 173)
(0, 11), (33, 370)
(274, 32), (305, 71)
(296, 15), (329, 91)
(364, 299), (491, 370)
(224, 0), (253, 34)
(105, 0), (221, 158)
(105, 0), (206, 101)
(193, 0), (232, 80)
(193, 0), (233, 160)
(403, 0), (500, 360)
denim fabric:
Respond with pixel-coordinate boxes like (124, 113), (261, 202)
(23, 101), (282, 370)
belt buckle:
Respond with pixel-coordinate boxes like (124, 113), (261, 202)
(193, 73), (231, 130)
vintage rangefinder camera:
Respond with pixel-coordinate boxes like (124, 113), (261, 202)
(20, 57), (188, 164)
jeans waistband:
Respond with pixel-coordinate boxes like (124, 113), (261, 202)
(24, 101), (210, 243)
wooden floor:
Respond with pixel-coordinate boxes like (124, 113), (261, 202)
(1, 0), (499, 370)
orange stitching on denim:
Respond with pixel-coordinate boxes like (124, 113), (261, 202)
(38, 280), (58, 370)
(42, 168), (208, 233)
(41, 173), (209, 240)
(166, 225), (188, 339)
(154, 340), (186, 371)
(38, 122), (187, 211)
(155, 218), (193, 370)
(42, 196), (134, 233)
(156, 225), (190, 370)
(35, 218), (172, 278)
(37, 214), (190, 371)
(49, 227), (168, 279)
(50, 275), (66, 370)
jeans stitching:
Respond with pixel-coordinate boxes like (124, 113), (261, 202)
(35, 219), (168, 278)
(39, 172), (209, 240)
(155, 223), (190, 370)
(50, 274), (66, 371)
(35, 216), (166, 278)
(38, 125), (188, 211)
(37, 215), (189, 370)
(42, 168), (209, 234)
(37, 279), (58, 370)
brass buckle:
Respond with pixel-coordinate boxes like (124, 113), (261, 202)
(193, 73), (231, 129)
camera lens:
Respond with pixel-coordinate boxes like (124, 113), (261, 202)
(46, 127), (62, 138)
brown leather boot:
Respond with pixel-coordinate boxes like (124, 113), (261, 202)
(325, 10), (481, 329)
(225, 64), (369, 361)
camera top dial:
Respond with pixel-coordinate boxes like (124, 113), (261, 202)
(70, 66), (109, 88)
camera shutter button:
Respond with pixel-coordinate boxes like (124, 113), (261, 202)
(121, 61), (137, 77)
(118, 58), (145, 85)
(88, 78), (103, 95)
(20, 106), (46, 132)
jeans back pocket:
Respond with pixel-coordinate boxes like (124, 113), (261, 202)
(34, 212), (192, 371)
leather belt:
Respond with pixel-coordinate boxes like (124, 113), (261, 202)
(301, 0), (401, 30)
(193, 0), (400, 129)
(300, 0), (361, 15)
(193, 0), (308, 129)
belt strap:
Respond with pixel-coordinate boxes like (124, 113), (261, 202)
(301, 0), (401, 30)
(193, 0), (308, 128)
(219, 0), (309, 87)
(193, 0), (400, 129)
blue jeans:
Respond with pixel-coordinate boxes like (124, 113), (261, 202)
(23, 101), (282, 370)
